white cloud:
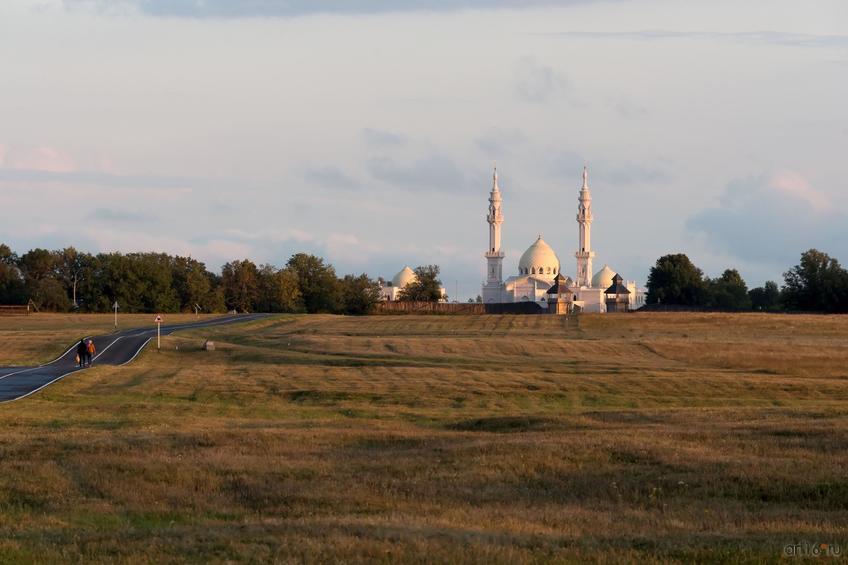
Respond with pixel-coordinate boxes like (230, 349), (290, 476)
(687, 171), (844, 267)
(768, 170), (830, 211)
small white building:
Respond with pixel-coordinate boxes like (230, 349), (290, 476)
(381, 266), (447, 302)
(481, 166), (646, 312)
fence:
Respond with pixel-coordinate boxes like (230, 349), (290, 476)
(376, 301), (547, 315)
(0, 305), (30, 316)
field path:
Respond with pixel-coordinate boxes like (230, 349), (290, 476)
(0, 313), (269, 403)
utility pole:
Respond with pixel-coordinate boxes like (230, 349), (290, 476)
(154, 314), (163, 350)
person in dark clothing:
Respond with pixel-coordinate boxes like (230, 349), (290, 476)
(76, 339), (87, 368)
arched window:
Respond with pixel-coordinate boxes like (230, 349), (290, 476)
(546, 267), (551, 274)
(531, 267), (535, 274)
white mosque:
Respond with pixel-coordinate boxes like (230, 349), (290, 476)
(482, 166), (645, 313)
(380, 266), (447, 302)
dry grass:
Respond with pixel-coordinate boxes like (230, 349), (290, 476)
(0, 312), (846, 563)
(0, 313), (224, 366)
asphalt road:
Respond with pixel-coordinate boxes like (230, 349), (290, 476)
(0, 313), (269, 403)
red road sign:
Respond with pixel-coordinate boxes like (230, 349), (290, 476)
(154, 314), (163, 323)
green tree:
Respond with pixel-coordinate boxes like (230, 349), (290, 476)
(749, 281), (781, 312)
(782, 249), (848, 312)
(275, 268), (304, 312)
(221, 259), (260, 312)
(172, 256), (214, 312)
(646, 254), (706, 306)
(286, 253), (341, 313)
(18, 248), (57, 282)
(204, 284), (227, 313)
(0, 244), (25, 305)
(0, 244), (16, 266)
(54, 247), (87, 308)
(90, 253), (180, 313)
(339, 273), (381, 315)
(705, 269), (751, 311)
(256, 264), (304, 313)
(398, 265), (444, 302)
(30, 278), (70, 311)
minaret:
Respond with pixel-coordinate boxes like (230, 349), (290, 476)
(575, 165), (596, 287)
(482, 166), (505, 302)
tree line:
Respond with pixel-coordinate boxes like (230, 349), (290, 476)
(3, 242), (845, 314)
(0, 244), (383, 315)
(646, 249), (848, 313)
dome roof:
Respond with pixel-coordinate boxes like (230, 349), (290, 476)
(391, 266), (417, 288)
(591, 264), (616, 289)
(518, 236), (560, 279)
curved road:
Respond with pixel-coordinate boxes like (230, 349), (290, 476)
(0, 313), (269, 403)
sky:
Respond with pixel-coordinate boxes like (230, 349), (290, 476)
(0, 0), (846, 300)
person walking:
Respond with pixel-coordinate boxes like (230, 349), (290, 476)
(76, 339), (87, 368)
(86, 339), (96, 367)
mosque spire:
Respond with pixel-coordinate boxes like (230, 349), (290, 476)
(575, 164), (595, 287)
(484, 163), (506, 300)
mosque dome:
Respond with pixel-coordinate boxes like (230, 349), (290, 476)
(391, 266), (418, 288)
(591, 264), (616, 289)
(518, 236), (560, 278)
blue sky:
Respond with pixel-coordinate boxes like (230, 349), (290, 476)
(1, 0), (846, 299)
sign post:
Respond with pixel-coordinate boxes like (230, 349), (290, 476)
(113, 301), (119, 328)
(154, 314), (163, 350)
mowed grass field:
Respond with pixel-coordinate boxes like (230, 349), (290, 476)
(0, 312), (846, 563)
(0, 313), (224, 366)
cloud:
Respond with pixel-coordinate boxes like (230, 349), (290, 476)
(475, 128), (528, 156)
(611, 99), (649, 119)
(302, 166), (359, 190)
(65, 0), (595, 18)
(541, 30), (848, 48)
(514, 56), (573, 104)
(362, 128), (406, 148)
(0, 167), (223, 191)
(222, 227), (316, 244)
(687, 171), (845, 265)
(2, 145), (76, 173)
(768, 170), (830, 211)
(366, 153), (471, 191)
(89, 208), (151, 222)
(548, 152), (667, 185)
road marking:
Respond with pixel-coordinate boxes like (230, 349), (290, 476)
(44, 338), (92, 366)
(120, 337), (152, 366)
(0, 366), (40, 381)
(93, 336), (123, 361)
(0, 314), (270, 403)
(0, 367), (83, 405)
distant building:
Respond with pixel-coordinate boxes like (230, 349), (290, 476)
(481, 166), (646, 312)
(380, 266), (446, 302)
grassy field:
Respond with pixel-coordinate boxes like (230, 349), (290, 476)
(0, 312), (846, 563)
(0, 313), (225, 366)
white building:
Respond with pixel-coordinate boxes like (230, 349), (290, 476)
(381, 266), (447, 302)
(481, 166), (646, 312)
